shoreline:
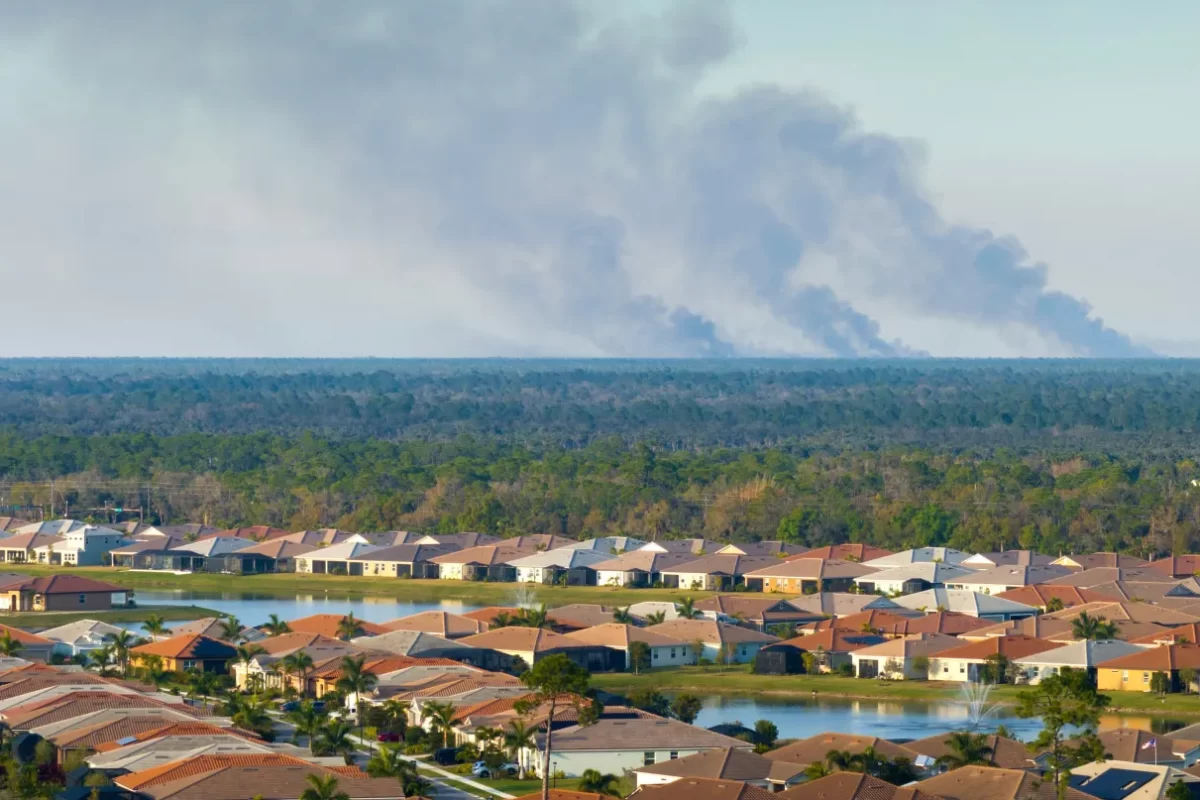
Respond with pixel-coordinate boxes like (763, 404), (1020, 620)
(0, 603), (219, 628)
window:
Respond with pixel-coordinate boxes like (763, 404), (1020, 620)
(78, 594), (86, 604)
(1122, 671), (1129, 681)
(1143, 672), (1151, 683)
(670, 649), (676, 658)
(643, 752), (656, 766)
(652, 651), (659, 660)
(670, 752), (678, 760)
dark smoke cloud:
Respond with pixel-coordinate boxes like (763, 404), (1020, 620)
(0, 1), (1147, 357)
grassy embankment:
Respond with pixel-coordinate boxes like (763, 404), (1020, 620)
(0, 604), (218, 628)
(0, 565), (728, 607)
(590, 666), (1200, 717)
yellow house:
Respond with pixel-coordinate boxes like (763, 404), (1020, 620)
(1096, 644), (1200, 693)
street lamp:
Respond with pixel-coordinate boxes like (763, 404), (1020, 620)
(553, 761), (558, 789)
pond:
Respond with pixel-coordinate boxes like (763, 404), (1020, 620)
(135, 589), (481, 627)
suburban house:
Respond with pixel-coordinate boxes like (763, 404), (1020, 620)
(693, 596), (816, 632)
(292, 540), (383, 575)
(534, 717), (752, 777)
(39, 619), (126, 659)
(785, 592), (908, 619)
(788, 544), (894, 562)
(994, 585), (1120, 611)
(380, 610), (488, 638)
(853, 562), (976, 595)
(129, 634), (239, 673)
(166, 536), (257, 572)
(960, 550), (1055, 568)
(105, 536), (186, 568)
(459, 627), (622, 670)
(1068, 761), (1199, 800)
(548, 604), (621, 630)
(0, 624), (56, 662)
(1012, 640), (1144, 684)
(848, 633), (962, 679)
(509, 547), (613, 585)
(870, 610), (998, 637)
(287, 613), (390, 639)
(350, 544), (455, 578)
(919, 765), (1100, 800)
(1129, 623), (1200, 647)
(660, 554), (779, 591)
(636, 539), (718, 555)
(112, 756), (407, 800)
(1051, 553), (1151, 571)
(215, 538), (317, 573)
(0, 575), (131, 612)
(1065, 729), (1200, 769)
(1147, 556), (1200, 580)
(891, 589), (1039, 621)
(30, 525), (127, 566)
(715, 541), (807, 557)
(773, 630), (888, 672)
(862, 547), (973, 568)
(744, 558), (877, 594)
(960, 615), (1077, 643)
(634, 747), (803, 790)
(1096, 644), (1200, 693)
(416, 532), (502, 549)
(500, 534), (579, 550)
(430, 545), (536, 581)
(944, 565), (1071, 594)
(928, 635), (1060, 682)
(563, 536), (648, 554)
(644, 620), (778, 664)
(0, 533), (64, 564)
(764, 733), (918, 768)
(905, 732), (1040, 772)
(13, 519), (94, 535)
(565, 623), (694, 669)
(592, 552), (701, 587)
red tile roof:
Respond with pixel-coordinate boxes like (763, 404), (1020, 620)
(933, 635), (1061, 661)
(286, 614), (389, 638)
(131, 634), (238, 660)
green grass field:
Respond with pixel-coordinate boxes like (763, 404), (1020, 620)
(591, 665), (1200, 716)
(1, 604), (218, 628)
(0, 565), (730, 607)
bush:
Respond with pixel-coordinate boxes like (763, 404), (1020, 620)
(404, 744), (428, 755)
(837, 663), (855, 677)
(405, 727), (426, 746)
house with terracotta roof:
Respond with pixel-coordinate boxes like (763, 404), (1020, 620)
(644, 620), (778, 665)
(778, 772), (942, 800)
(928, 635), (1061, 683)
(592, 551), (704, 588)
(1097, 644), (1200, 693)
(917, 764), (1097, 800)
(744, 558), (877, 594)
(1064, 728), (1200, 769)
(661, 554), (781, 592)
(848, 633), (963, 679)
(1129, 623), (1200, 647)
(130, 634), (238, 673)
(459, 627), (621, 670)
(959, 616), (1077, 643)
(501, 534), (580, 551)
(870, 611), (999, 637)
(113, 754), (406, 799)
(0, 624), (55, 662)
(380, 610), (488, 638)
(961, 550), (1055, 568)
(634, 747), (803, 790)
(1147, 556), (1200, 580)
(787, 544), (894, 563)
(430, 545), (536, 581)
(806, 609), (919, 637)
(904, 732), (1039, 772)
(630, 777), (777, 800)
(715, 541), (807, 558)
(0, 574), (131, 612)
(693, 596), (817, 632)
(994, 585), (1120, 611)
(764, 733), (917, 769)
(566, 623), (693, 669)
(1051, 552), (1151, 571)
(286, 614), (389, 640)
(1070, 761), (1200, 800)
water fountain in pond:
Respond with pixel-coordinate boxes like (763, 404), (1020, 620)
(960, 680), (1000, 731)
(511, 582), (537, 609)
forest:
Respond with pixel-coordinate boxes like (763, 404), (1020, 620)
(1, 359), (1200, 556)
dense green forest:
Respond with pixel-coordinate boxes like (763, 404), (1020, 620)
(2, 359), (1200, 556)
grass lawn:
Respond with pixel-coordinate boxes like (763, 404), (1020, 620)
(591, 665), (1200, 716)
(0, 565), (735, 607)
(0, 603), (218, 628)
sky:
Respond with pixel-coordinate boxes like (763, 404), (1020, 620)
(1, 1), (1196, 358)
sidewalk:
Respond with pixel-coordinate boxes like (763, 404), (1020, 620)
(348, 730), (516, 799)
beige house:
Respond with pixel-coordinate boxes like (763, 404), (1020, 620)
(565, 623), (694, 669)
(848, 633), (962, 679)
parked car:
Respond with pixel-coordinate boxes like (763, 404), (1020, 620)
(279, 700), (300, 713)
(311, 701), (326, 713)
(432, 748), (461, 766)
(376, 731), (401, 743)
(472, 761), (519, 778)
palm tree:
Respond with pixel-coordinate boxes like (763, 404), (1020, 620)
(281, 650), (315, 695)
(504, 719), (536, 779)
(334, 655), (378, 738)
(1046, 597), (1066, 613)
(644, 610), (667, 626)
(1071, 611), (1119, 640)
(187, 671), (219, 710)
(825, 749), (859, 773)
(424, 700), (457, 749)
(110, 629), (137, 676)
(231, 697), (274, 739)
(936, 731), (994, 769)
(219, 615), (244, 642)
(579, 770), (621, 797)
(400, 764), (435, 798)
(262, 614), (292, 637)
(229, 644), (267, 688)
(613, 607), (634, 625)
(138, 654), (171, 689)
(382, 698), (410, 733)
(336, 613), (364, 641)
(314, 720), (357, 764)
(518, 604), (550, 629)
(89, 644), (116, 676)
(366, 744), (407, 777)
(492, 611), (515, 628)
(675, 597), (699, 620)
(0, 631), (22, 658)
(804, 761), (831, 780)
(299, 774), (350, 800)
(141, 614), (168, 640)
(287, 700), (327, 751)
